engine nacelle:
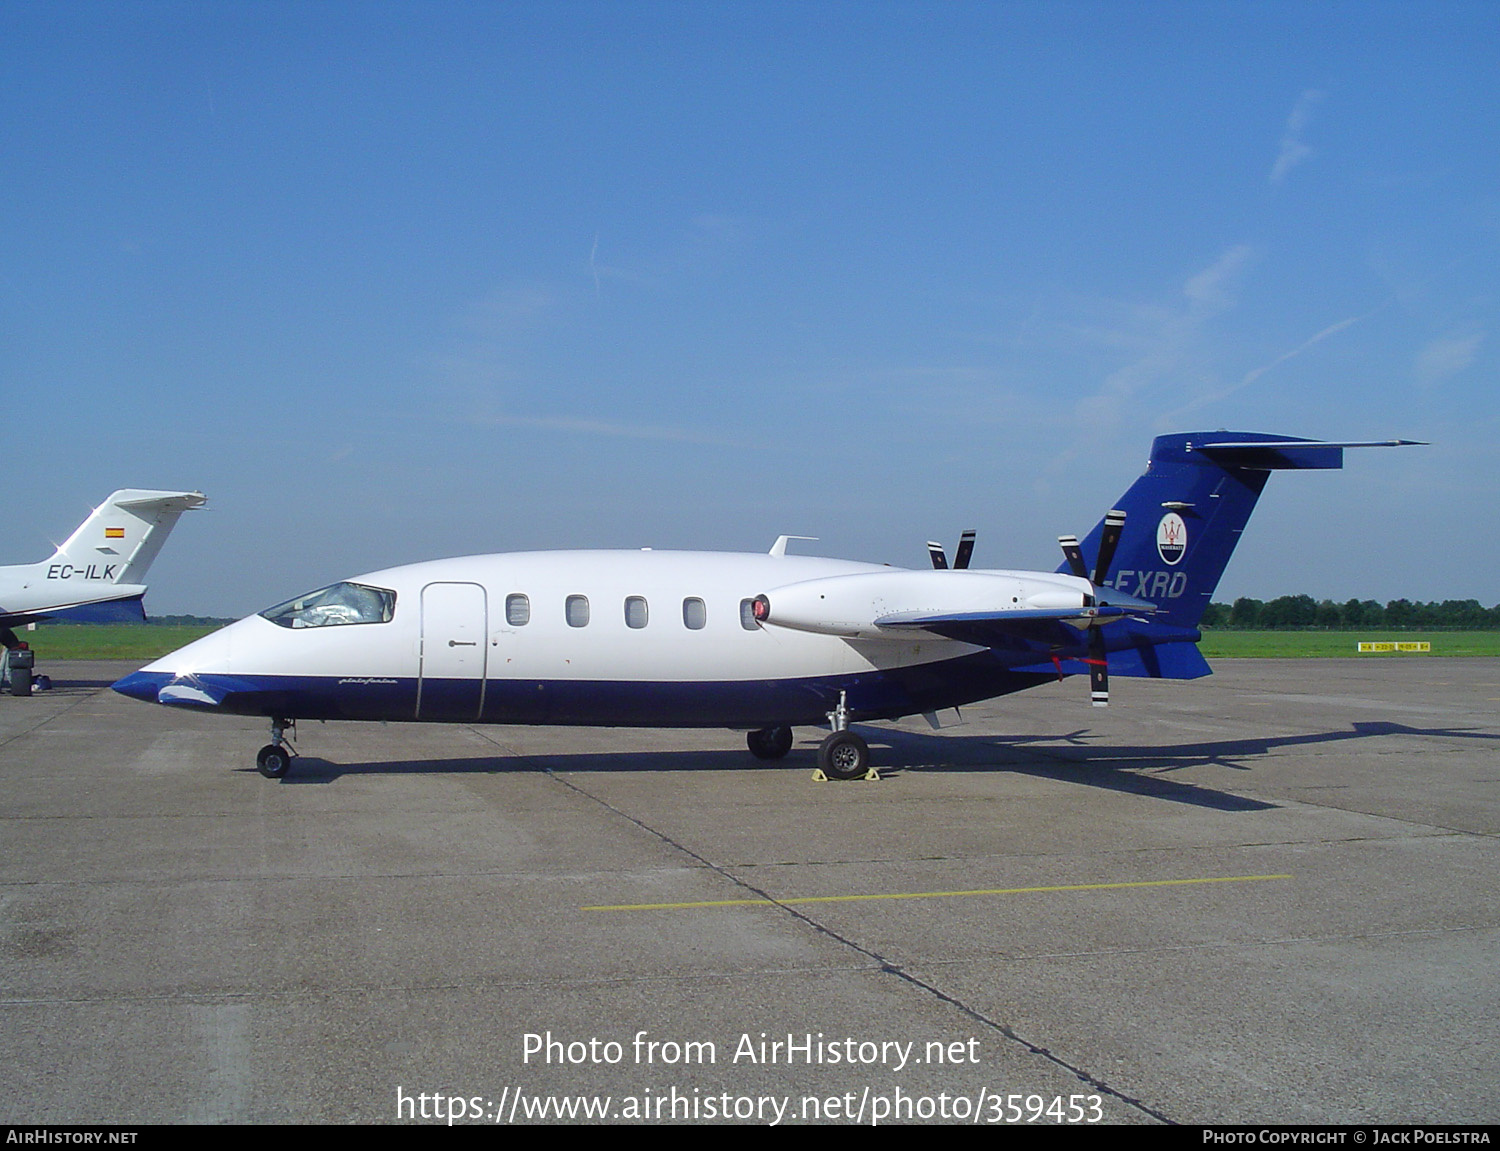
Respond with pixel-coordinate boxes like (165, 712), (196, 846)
(754, 569), (1092, 639)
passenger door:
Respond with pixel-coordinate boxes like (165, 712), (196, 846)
(417, 582), (487, 721)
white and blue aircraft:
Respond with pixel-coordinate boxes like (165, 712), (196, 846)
(113, 433), (1415, 780)
(1, 489), (207, 640)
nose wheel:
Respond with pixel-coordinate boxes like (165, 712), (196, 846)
(256, 717), (296, 779)
(256, 744), (292, 778)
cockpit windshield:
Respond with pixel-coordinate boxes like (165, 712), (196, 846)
(260, 582), (396, 629)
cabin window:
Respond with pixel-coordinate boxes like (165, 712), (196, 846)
(682, 597), (707, 630)
(739, 598), (759, 631)
(566, 595), (590, 627)
(260, 582), (396, 629)
(624, 596), (649, 629)
(506, 594), (530, 626)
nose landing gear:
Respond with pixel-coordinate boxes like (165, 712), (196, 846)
(256, 717), (296, 779)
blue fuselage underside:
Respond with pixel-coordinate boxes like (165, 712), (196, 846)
(113, 651), (1056, 728)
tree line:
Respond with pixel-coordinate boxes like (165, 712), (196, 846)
(1200, 597), (1500, 630)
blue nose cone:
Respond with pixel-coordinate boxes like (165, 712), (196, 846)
(112, 670), (172, 703)
(113, 670), (238, 709)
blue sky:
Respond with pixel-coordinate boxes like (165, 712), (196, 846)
(3, 1), (1496, 616)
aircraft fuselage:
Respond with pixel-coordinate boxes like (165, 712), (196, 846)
(114, 549), (1061, 728)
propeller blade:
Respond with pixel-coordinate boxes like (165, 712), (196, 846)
(1058, 534), (1088, 580)
(1058, 512), (1124, 709)
(1088, 629), (1109, 707)
(952, 529), (976, 570)
(927, 541), (948, 570)
(1092, 510), (1126, 586)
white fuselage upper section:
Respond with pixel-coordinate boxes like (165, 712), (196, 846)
(145, 549), (1029, 685)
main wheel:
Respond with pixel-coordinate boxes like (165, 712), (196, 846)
(817, 731), (869, 781)
(747, 726), (794, 760)
(256, 743), (292, 779)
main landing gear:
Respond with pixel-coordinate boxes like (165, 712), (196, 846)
(814, 691), (874, 782)
(817, 730), (870, 781)
(746, 692), (875, 781)
(256, 717), (296, 779)
(747, 725), (794, 760)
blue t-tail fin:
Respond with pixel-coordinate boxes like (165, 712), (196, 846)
(1062, 433), (1421, 631)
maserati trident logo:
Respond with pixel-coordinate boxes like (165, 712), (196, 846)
(1156, 513), (1187, 565)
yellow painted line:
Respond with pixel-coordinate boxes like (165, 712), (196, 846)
(582, 874), (1292, 912)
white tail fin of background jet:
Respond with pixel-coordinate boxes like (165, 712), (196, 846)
(46, 489), (209, 585)
(1, 489), (206, 628)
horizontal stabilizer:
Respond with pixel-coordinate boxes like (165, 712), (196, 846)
(1190, 438), (1423, 471)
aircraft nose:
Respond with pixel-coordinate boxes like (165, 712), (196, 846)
(111, 670), (167, 703)
(111, 620), (239, 706)
(110, 668), (244, 709)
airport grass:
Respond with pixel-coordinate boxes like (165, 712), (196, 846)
(1197, 630), (1500, 658)
(16, 623), (1500, 661)
(17, 625), (224, 661)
